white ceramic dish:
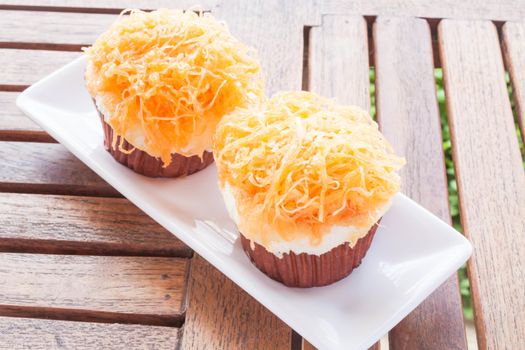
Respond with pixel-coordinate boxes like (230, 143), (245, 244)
(17, 56), (472, 350)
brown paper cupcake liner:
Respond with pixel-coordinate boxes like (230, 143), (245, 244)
(95, 104), (213, 178)
(240, 222), (380, 288)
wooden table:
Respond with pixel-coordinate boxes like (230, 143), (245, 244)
(1, 1), (524, 349)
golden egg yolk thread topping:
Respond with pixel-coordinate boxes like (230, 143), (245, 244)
(214, 91), (405, 246)
(84, 9), (263, 165)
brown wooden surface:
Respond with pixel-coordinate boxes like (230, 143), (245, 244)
(374, 16), (467, 350)
(0, 192), (190, 256)
(214, 0), (316, 94)
(0, 253), (188, 325)
(309, 14), (370, 109)
(302, 339), (316, 350)
(0, 92), (52, 142)
(0, 10), (115, 48)
(0, 142), (119, 196)
(439, 19), (525, 349)
(502, 22), (525, 138)
(322, 0), (525, 22)
(181, 255), (291, 350)
(5, 0), (525, 22)
(0, 316), (180, 350)
(2, 2), (525, 349)
(1, 0), (216, 11)
(1, 49), (81, 89)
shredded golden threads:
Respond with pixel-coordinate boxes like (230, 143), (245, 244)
(84, 9), (263, 166)
(214, 91), (405, 245)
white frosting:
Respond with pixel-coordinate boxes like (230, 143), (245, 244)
(96, 95), (147, 146)
(221, 182), (240, 225)
(95, 95), (211, 154)
(220, 183), (391, 257)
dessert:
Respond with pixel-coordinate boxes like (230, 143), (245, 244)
(214, 91), (405, 287)
(84, 9), (263, 177)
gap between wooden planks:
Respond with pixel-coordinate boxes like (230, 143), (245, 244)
(0, 0), (216, 13)
(0, 92), (52, 142)
(0, 253), (188, 326)
(3, 0), (525, 22)
(502, 22), (525, 140)
(0, 192), (190, 257)
(322, 0), (525, 22)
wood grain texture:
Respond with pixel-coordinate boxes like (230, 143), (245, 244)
(439, 19), (525, 350)
(7, 0), (525, 22)
(0, 142), (118, 196)
(0, 10), (116, 49)
(309, 14), (370, 109)
(502, 22), (525, 138)
(322, 0), (525, 22)
(374, 17), (467, 350)
(214, 0), (315, 94)
(0, 92), (52, 142)
(0, 192), (190, 257)
(0, 316), (179, 350)
(181, 255), (291, 350)
(0, 253), (188, 325)
(0, 0), (216, 12)
(0, 49), (80, 88)
(302, 339), (316, 350)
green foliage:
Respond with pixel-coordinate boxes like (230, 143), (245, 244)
(434, 68), (472, 320)
(435, 69), (462, 230)
(458, 264), (473, 320)
(506, 73), (525, 168)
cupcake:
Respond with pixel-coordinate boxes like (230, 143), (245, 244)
(84, 9), (263, 177)
(214, 91), (405, 287)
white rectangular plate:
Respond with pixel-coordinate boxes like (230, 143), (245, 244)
(17, 56), (472, 350)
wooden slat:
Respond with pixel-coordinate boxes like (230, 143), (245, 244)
(0, 92), (52, 142)
(304, 14), (377, 350)
(0, 192), (190, 257)
(0, 253), (188, 326)
(0, 316), (179, 350)
(309, 15), (370, 109)
(0, 0), (216, 12)
(302, 339), (316, 350)
(0, 11), (116, 49)
(502, 22), (525, 138)
(214, 0), (310, 94)
(439, 19), (525, 349)
(322, 0), (525, 22)
(6, 0), (525, 23)
(0, 142), (118, 196)
(0, 49), (80, 89)
(181, 256), (291, 350)
(374, 17), (467, 350)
